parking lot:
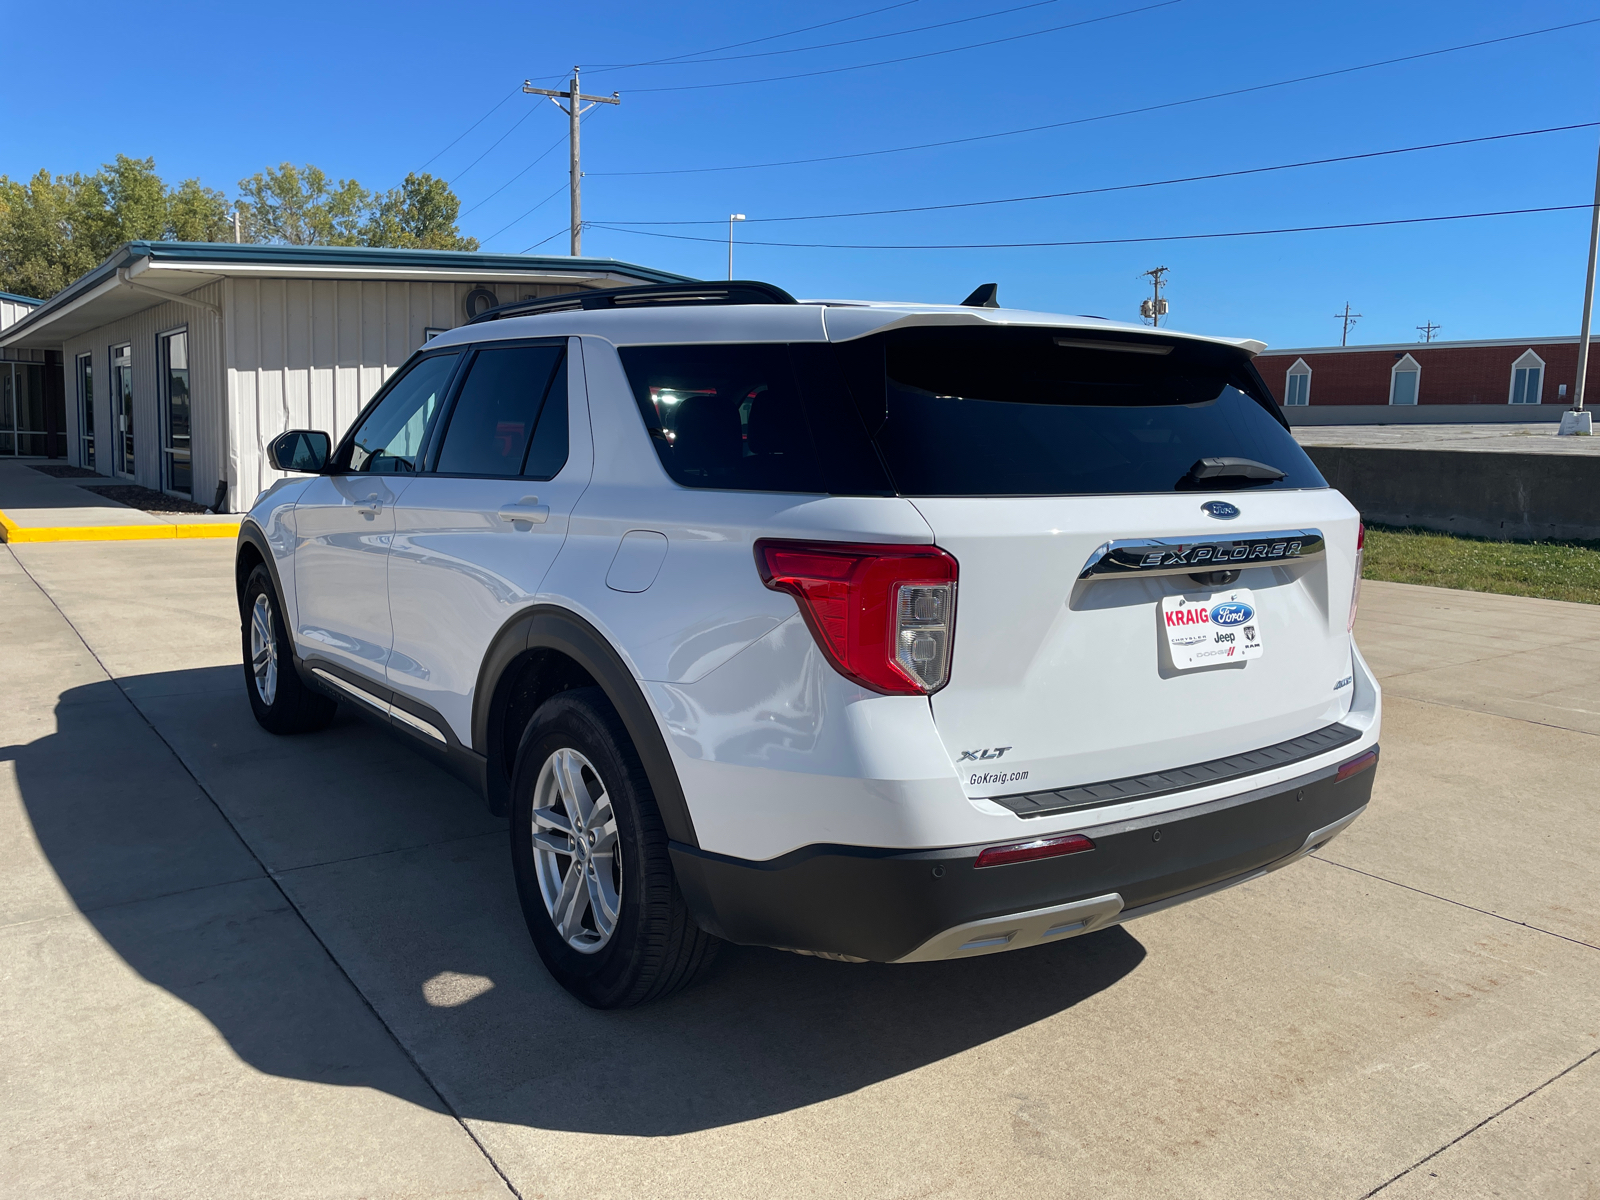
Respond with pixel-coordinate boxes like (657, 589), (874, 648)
(2, 538), (1596, 1199)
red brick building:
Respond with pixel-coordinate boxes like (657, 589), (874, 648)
(1253, 337), (1579, 409)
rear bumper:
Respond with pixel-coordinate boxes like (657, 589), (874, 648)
(670, 750), (1377, 963)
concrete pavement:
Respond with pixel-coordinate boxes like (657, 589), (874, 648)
(2, 541), (1596, 1199)
(1293, 424), (1600, 456)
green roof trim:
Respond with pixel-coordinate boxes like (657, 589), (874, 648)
(0, 290), (43, 306)
(3, 240), (696, 344)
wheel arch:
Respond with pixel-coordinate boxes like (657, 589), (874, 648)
(475, 606), (698, 847)
(235, 521), (284, 619)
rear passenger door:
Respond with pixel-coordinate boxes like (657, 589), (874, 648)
(385, 337), (592, 744)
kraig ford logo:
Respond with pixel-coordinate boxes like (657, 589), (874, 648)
(1209, 601), (1255, 627)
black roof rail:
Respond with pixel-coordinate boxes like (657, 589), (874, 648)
(468, 279), (797, 324)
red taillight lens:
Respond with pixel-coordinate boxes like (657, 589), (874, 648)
(1348, 522), (1365, 632)
(975, 833), (1095, 869)
(755, 539), (958, 695)
(1336, 748), (1378, 782)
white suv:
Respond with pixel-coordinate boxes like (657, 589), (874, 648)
(237, 280), (1380, 1008)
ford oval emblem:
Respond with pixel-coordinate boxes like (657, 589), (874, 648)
(1210, 602), (1255, 626)
(1202, 501), (1240, 520)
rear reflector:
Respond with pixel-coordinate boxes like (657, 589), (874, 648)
(975, 832), (1095, 869)
(1335, 748), (1379, 782)
(1348, 522), (1365, 632)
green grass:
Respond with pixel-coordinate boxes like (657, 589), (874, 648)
(1362, 525), (1600, 606)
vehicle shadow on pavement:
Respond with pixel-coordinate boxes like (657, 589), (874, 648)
(10, 670), (1146, 1136)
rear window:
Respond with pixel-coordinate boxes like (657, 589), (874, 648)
(617, 328), (1323, 498)
(839, 326), (1325, 496)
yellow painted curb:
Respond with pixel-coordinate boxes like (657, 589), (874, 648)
(0, 510), (240, 544)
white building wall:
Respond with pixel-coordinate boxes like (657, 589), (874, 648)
(0, 298), (39, 331)
(58, 281), (224, 497)
(226, 276), (574, 508)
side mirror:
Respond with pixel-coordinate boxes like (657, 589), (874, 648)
(267, 430), (331, 473)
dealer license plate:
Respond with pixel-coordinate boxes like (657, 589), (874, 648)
(1161, 588), (1264, 670)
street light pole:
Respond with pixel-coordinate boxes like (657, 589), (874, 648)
(728, 214), (745, 280)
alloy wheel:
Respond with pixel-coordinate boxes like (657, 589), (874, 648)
(250, 593), (278, 706)
(531, 747), (622, 953)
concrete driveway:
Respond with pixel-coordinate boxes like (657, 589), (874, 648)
(2, 541), (1596, 1199)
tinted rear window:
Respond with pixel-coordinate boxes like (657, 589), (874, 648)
(838, 326), (1325, 496)
(618, 343), (889, 494)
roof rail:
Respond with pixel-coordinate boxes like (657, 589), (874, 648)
(469, 279), (797, 324)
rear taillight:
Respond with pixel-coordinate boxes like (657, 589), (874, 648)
(975, 833), (1095, 868)
(1348, 522), (1365, 632)
(755, 539), (958, 695)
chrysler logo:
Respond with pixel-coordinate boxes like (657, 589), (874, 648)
(1202, 501), (1240, 520)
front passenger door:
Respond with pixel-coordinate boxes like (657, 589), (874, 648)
(292, 350), (460, 683)
(386, 337), (592, 744)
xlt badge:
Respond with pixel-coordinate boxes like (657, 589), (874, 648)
(959, 746), (1013, 762)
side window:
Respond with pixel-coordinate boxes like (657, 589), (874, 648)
(433, 344), (566, 477)
(342, 353), (459, 473)
(618, 343), (825, 492)
(522, 354), (569, 480)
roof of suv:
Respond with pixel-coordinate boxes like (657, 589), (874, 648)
(427, 289), (1267, 357)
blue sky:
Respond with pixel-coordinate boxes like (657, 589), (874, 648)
(7, 0), (1600, 350)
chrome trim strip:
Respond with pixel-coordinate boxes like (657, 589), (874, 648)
(1079, 528), (1325, 579)
(388, 703), (448, 744)
(312, 667), (386, 710)
(312, 668), (448, 744)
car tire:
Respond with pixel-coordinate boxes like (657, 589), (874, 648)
(241, 564), (338, 735)
(509, 687), (720, 1008)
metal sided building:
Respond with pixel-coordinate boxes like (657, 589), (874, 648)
(0, 242), (689, 510)
(1, 290), (53, 458)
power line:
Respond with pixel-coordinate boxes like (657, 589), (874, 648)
(460, 132), (568, 217)
(449, 105), (542, 185)
(628, 0), (1182, 93)
(413, 87), (521, 175)
(522, 226), (573, 253)
(599, 121), (1600, 225)
(588, 203), (1593, 251)
(583, 0), (923, 70)
(481, 183), (570, 246)
(590, 0), (1069, 73)
(590, 16), (1600, 174)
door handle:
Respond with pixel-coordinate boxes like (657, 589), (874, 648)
(356, 497), (384, 518)
(498, 496), (549, 526)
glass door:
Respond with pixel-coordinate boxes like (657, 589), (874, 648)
(112, 344), (134, 477)
(159, 330), (190, 495)
(77, 353), (95, 469)
(0, 362), (49, 457)
(0, 366), (13, 457)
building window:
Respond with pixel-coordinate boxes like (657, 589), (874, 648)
(1389, 353), (1420, 405)
(112, 343), (134, 476)
(1284, 358), (1311, 406)
(0, 360), (49, 457)
(76, 353), (95, 469)
(1508, 349), (1544, 404)
(159, 328), (191, 496)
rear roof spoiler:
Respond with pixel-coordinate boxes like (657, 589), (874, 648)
(469, 279), (797, 324)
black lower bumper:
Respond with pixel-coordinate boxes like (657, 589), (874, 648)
(670, 751), (1377, 962)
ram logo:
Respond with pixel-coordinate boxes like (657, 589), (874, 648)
(958, 746), (1013, 762)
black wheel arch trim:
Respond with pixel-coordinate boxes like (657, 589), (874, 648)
(474, 605), (699, 847)
(235, 520), (288, 620)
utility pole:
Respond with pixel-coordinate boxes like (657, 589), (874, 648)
(1416, 321), (1441, 343)
(1571, 134), (1600, 419)
(231, 210), (241, 244)
(1139, 266), (1169, 326)
(728, 214), (745, 279)
(523, 68), (621, 257)
(1334, 302), (1362, 347)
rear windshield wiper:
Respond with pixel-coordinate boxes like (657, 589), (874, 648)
(1177, 456), (1287, 490)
